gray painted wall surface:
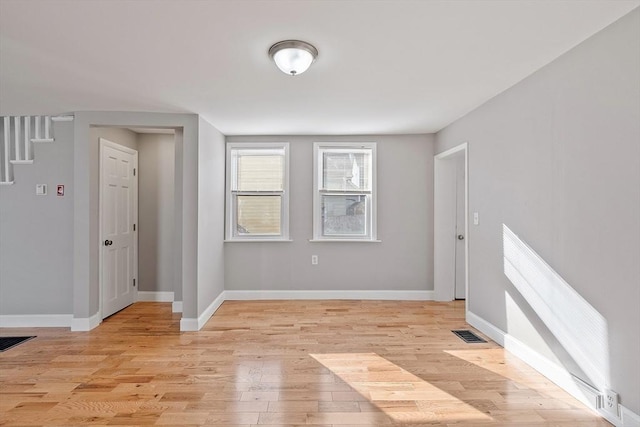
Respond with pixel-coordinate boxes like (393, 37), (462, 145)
(0, 120), (74, 314)
(225, 134), (434, 292)
(73, 112), (199, 319)
(1, 113), (223, 326)
(138, 133), (175, 293)
(197, 118), (225, 312)
(435, 10), (639, 413)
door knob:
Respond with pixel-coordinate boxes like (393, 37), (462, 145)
(104, 239), (113, 246)
(457, 234), (464, 240)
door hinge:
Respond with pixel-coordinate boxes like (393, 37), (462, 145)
(133, 278), (136, 287)
(133, 224), (136, 231)
(133, 168), (136, 176)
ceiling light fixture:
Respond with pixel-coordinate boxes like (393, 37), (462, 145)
(269, 40), (318, 76)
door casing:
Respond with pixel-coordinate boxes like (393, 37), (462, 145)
(454, 155), (466, 299)
(434, 142), (469, 306)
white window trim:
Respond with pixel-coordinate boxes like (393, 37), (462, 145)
(225, 142), (290, 241)
(312, 142), (377, 241)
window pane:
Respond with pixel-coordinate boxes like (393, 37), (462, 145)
(237, 152), (284, 191)
(236, 195), (282, 235)
(322, 150), (371, 191)
(322, 194), (367, 236)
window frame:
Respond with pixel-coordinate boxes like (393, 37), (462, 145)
(312, 142), (378, 241)
(225, 142), (290, 241)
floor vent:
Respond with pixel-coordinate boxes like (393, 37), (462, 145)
(0, 336), (36, 352)
(452, 330), (487, 343)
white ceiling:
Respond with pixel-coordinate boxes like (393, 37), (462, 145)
(0, 0), (637, 135)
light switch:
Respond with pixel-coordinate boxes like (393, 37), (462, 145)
(473, 212), (479, 225)
(36, 184), (47, 195)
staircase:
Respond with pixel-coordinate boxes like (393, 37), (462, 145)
(0, 115), (73, 184)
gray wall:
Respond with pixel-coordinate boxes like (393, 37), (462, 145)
(225, 134), (434, 292)
(138, 133), (175, 293)
(197, 118), (225, 312)
(1, 113), (225, 327)
(0, 120), (74, 315)
(73, 112), (200, 320)
(435, 10), (639, 414)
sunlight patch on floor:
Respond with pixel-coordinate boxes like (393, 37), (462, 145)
(310, 352), (493, 423)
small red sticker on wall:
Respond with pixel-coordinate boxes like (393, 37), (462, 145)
(57, 185), (64, 196)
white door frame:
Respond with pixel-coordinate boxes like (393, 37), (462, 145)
(99, 138), (138, 320)
(434, 142), (469, 308)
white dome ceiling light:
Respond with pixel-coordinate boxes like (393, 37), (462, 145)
(268, 40), (318, 76)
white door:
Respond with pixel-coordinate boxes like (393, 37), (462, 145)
(100, 138), (138, 319)
(434, 143), (468, 302)
(454, 155), (466, 299)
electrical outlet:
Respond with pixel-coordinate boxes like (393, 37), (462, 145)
(311, 255), (318, 265)
(604, 389), (619, 417)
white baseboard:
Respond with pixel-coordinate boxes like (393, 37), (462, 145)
(179, 289), (433, 331)
(70, 312), (101, 331)
(224, 289), (434, 301)
(622, 407), (640, 427)
(137, 291), (175, 302)
(180, 292), (226, 332)
(0, 314), (73, 328)
(172, 301), (183, 313)
(466, 311), (638, 427)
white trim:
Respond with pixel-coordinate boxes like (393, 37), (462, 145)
(225, 142), (290, 241)
(224, 239), (293, 243)
(0, 314), (73, 328)
(224, 290), (434, 301)
(309, 239), (382, 243)
(14, 116), (21, 161)
(465, 310), (505, 344)
(3, 116), (11, 183)
(9, 160), (34, 165)
(466, 311), (587, 398)
(70, 312), (102, 331)
(313, 142), (378, 241)
(24, 116), (31, 160)
(30, 138), (55, 143)
(179, 317), (199, 331)
(621, 407), (640, 427)
(137, 291), (174, 302)
(466, 311), (638, 427)
(433, 141), (469, 308)
(51, 115), (74, 122)
(172, 301), (183, 313)
(434, 143), (468, 160)
(179, 292), (226, 331)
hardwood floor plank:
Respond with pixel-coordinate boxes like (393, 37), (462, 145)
(0, 300), (612, 426)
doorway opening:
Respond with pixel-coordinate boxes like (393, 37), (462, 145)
(96, 126), (177, 320)
(434, 142), (469, 309)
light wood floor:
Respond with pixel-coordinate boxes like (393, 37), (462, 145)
(0, 300), (610, 426)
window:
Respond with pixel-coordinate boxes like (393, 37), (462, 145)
(313, 142), (377, 241)
(226, 143), (289, 241)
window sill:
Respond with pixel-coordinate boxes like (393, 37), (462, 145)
(308, 239), (382, 243)
(224, 239), (293, 243)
